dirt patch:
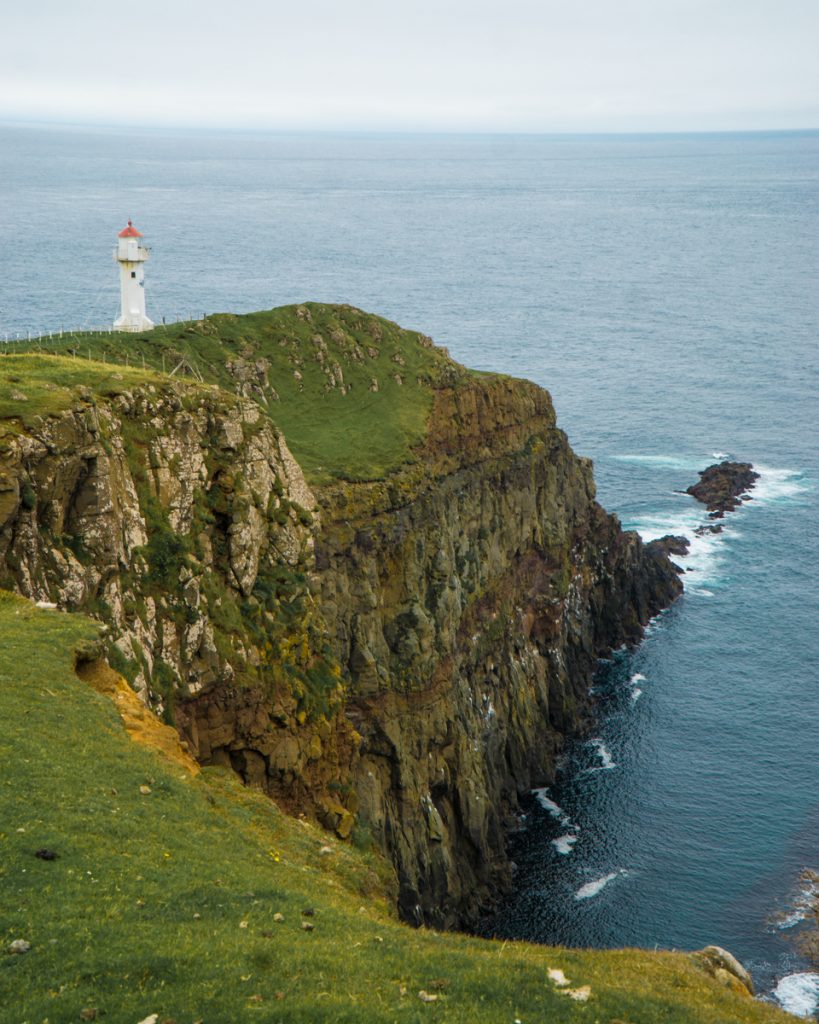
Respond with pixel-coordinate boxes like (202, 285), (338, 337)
(76, 659), (200, 775)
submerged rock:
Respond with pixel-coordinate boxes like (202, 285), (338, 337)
(686, 461), (759, 517)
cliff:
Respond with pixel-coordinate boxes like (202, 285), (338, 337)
(2, 589), (789, 1023)
(0, 305), (681, 928)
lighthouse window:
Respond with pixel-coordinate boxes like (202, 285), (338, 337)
(130, 271), (136, 278)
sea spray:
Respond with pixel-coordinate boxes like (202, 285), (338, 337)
(773, 973), (819, 1019)
(575, 870), (628, 901)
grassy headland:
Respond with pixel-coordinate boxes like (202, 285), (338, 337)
(3, 305), (462, 483)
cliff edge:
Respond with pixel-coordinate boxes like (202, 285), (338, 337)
(0, 305), (682, 927)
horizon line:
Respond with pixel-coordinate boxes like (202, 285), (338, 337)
(2, 114), (818, 138)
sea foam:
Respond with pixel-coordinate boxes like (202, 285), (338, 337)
(575, 869), (627, 900)
(772, 973), (819, 1018)
(552, 834), (579, 855)
(586, 737), (616, 771)
(751, 465), (810, 505)
(617, 456), (809, 597)
(624, 504), (724, 586)
(532, 788), (565, 818)
(532, 787), (579, 842)
(773, 873), (819, 931)
(611, 453), (708, 472)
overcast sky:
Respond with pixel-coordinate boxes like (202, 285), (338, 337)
(2, 0), (817, 132)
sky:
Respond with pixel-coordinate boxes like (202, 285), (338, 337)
(1, 0), (817, 132)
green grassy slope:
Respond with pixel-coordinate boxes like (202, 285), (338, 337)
(0, 354), (168, 432)
(4, 305), (462, 483)
(0, 592), (793, 1023)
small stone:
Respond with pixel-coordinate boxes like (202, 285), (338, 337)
(301, 907), (315, 917)
(192, 913), (201, 920)
(135, 1014), (158, 1024)
(139, 785), (151, 795)
(301, 921), (314, 932)
(319, 846), (334, 856)
(8, 939), (31, 954)
(273, 912), (284, 923)
(80, 1010), (98, 1021)
(418, 990), (438, 1003)
(35, 848), (58, 861)
(560, 986), (591, 1002)
(548, 967), (570, 987)
(248, 995), (263, 1005)
(239, 920), (249, 929)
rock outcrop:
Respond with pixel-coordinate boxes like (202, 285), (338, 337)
(686, 461), (759, 517)
(692, 946), (755, 998)
(0, 308), (683, 928)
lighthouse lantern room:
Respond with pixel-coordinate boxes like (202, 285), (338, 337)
(113, 221), (154, 332)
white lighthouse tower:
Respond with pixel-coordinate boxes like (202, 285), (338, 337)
(113, 220), (154, 332)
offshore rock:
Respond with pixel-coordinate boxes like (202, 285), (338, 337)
(686, 461), (759, 518)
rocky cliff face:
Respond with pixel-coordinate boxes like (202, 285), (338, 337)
(0, 315), (681, 929)
(306, 376), (679, 926)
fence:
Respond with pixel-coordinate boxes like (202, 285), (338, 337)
(1, 314), (211, 346)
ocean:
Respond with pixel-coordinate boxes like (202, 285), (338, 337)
(1, 123), (817, 1016)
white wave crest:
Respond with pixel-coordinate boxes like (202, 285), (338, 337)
(611, 453), (709, 472)
(623, 503), (726, 592)
(774, 873), (819, 931)
(575, 869), (628, 900)
(630, 688), (643, 701)
(773, 973), (819, 1018)
(531, 787), (578, 834)
(751, 465), (810, 504)
(629, 673), (646, 683)
(553, 834), (579, 855)
(618, 458), (809, 593)
(586, 737), (616, 771)
(532, 788), (564, 817)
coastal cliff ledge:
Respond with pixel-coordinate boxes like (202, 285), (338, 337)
(0, 304), (682, 927)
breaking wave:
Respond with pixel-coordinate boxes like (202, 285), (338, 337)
(772, 973), (819, 1019)
(575, 870), (628, 901)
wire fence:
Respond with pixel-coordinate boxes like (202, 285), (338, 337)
(1, 313), (212, 346)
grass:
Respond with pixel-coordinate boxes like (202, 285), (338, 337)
(0, 354), (166, 433)
(0, 590), (794, 1023)
(3, 304), (463, 483)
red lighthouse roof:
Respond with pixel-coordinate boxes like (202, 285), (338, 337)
(118, 220), (143, 238)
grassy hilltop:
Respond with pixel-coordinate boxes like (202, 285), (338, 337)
(2, 305), (462, 484)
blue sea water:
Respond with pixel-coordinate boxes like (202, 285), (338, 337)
(1, 123), (817, 1014)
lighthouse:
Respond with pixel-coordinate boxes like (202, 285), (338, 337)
(113, 221), (154, 332)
